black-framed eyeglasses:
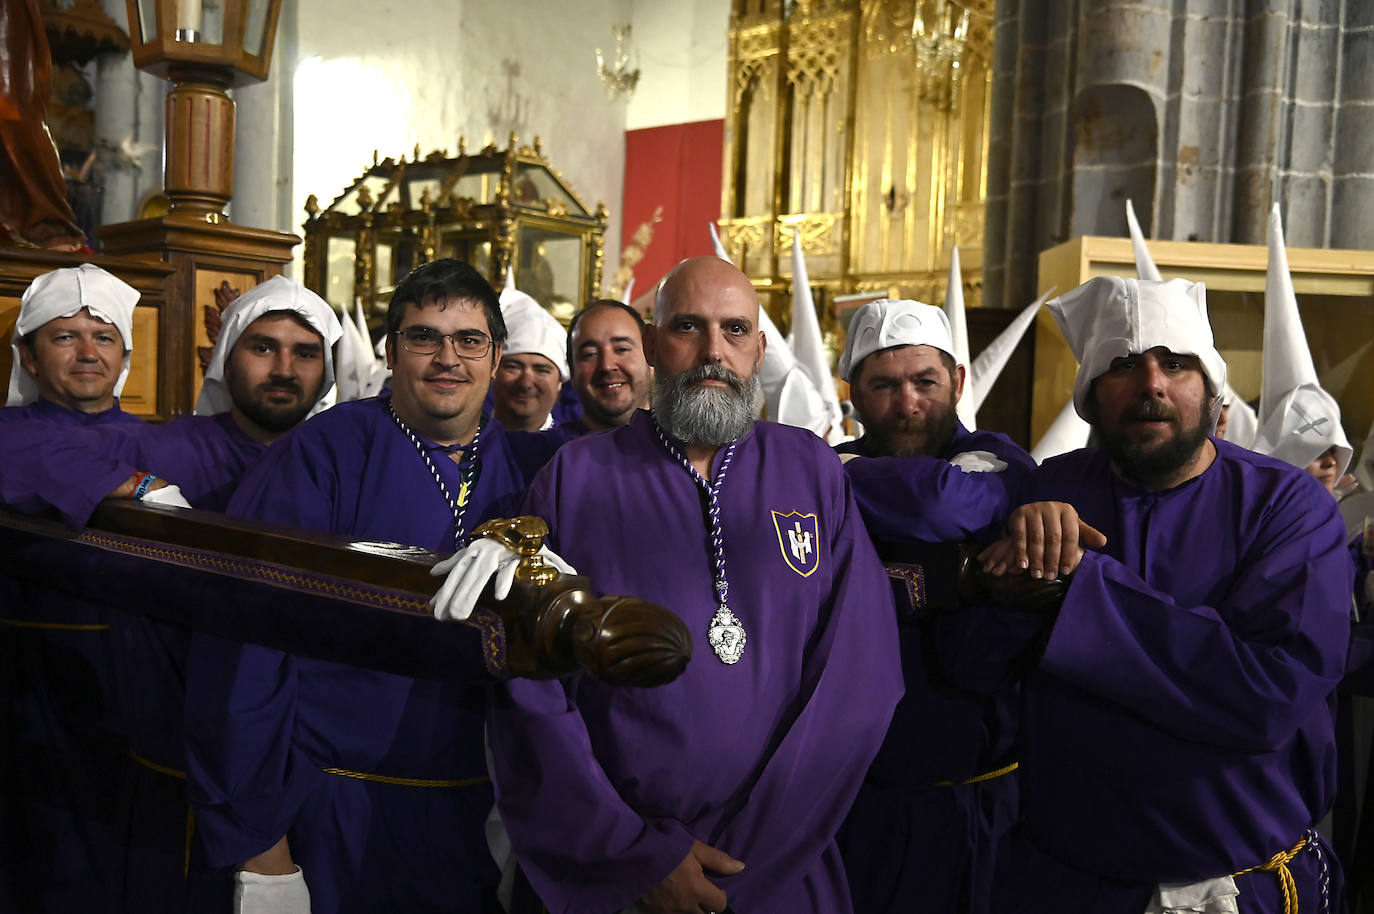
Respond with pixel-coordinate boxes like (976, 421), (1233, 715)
(395, 327), (493, 359)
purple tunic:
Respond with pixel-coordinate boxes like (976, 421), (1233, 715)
(184, 395), (524, 914)
(835, 422), (1033, 914)
(950, 439), (1350, 913)
(0, 398), (145, 911)
(504, 417), (594, 485)
(835, 423), (1029, 544)
(487, 412), (903, 914)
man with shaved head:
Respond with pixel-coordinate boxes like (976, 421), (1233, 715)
(475, 256), (902, 913)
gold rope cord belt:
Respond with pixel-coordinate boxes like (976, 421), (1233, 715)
(0, 616), (109, 631)
(1231, 829), (1330, 914)
(128, 750), (194, 876)
(936, 761), (1019, 787)
(321, 767), (490, 789)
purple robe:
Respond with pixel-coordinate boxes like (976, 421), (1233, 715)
(835, 423), (1029, 544)
(487, 412), (903, 914)
(184, 395), (525, 914)
(945, 440), (1351, 913)
(835, 422), (1034, 914)
(0, 398), (145, 911)
(504, 417), (595, 485)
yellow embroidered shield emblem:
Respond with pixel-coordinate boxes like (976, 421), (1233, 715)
(771, 510), (821, 578)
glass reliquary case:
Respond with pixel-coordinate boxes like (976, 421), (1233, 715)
(302, 134), (608, 326)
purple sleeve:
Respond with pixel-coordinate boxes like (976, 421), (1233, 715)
(185, 431), (339, 865)
(184, 634), (320, 866)
(843, 454), (1015, 543)
(709, 474), (903, 912)
(0, 423), (143, 527)
(1041, 491), (1352, 752)
(489, 464), (696, 913)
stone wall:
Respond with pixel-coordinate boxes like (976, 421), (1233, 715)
(985, 0), (1374, 309)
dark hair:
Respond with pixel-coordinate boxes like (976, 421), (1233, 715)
(565, 299), (646, 364)
(386, 259), (506, 343)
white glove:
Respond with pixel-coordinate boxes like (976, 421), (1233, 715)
(140, 483), (192, 509)
(949, 450), (1009, 474)
(233, 866), (311, 914)
(430, 539), (576, 622)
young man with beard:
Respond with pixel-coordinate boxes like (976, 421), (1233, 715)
(964, 276), (1351, 914)
(185, 259), (532, 914)
(466, 255), (901, 914)
(830, 298), (1034, 914)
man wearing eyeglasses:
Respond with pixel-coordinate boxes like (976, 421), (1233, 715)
(184, 259), (534, 914)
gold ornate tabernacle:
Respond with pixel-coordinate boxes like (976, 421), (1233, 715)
(302, 135), (608, 326)
(721, 0), (994, 329)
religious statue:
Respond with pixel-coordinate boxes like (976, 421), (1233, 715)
(0, 0), (88, 250)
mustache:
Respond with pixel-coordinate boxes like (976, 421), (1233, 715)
(1125, 400), (1178, 422)
(681, 363), (747, 393)
(259, 380), (303, 395)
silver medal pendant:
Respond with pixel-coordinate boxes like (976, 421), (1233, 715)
(707, 603), (746, 665)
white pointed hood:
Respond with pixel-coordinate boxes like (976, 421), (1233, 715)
(1031, 397), (1093, 463)
(1047, 276), (1226, 421)
(1126, 199), (1163, 282)
(967, 290), (1049, 416)
(789, 230), (845, 443)
(1219, 383), (1258, 448)
(944, 246), (976, 429)
(1251, 204), (1351, 475)
(1356, 421), (1374, 491)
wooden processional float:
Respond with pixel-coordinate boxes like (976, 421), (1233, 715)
(0, 505), (692, 686)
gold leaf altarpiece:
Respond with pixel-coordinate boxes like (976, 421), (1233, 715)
(721, 0), (994, 344)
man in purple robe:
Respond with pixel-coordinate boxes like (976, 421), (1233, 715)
(184, 259), (528, 914)
(0, 263), (146, 911)
(108, 277), (340, 913)
(831, 298), (1033, 914)
(478, 256), (903, 914)
(962, 276), (1351, 914)
(506, 299), (652, 483)
(1, 274), (342, 911)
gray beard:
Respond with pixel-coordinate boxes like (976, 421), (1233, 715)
(654, 362), (761, 446)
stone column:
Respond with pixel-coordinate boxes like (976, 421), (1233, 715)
(232, 0), (298, 242)
(1331, 3), (1374, 250)
(93, 0), (164, 229)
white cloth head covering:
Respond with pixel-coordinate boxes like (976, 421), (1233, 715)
(839, 298), (959, 383)
(1047, 276), (1226, 421)
(193, 275), (343, 416)
(8, 264), (139, 407)
(498, 287), (569, 381)
(1251, 204), (1352, 476)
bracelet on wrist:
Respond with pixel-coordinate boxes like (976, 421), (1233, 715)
(132, 473), (160, 499)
